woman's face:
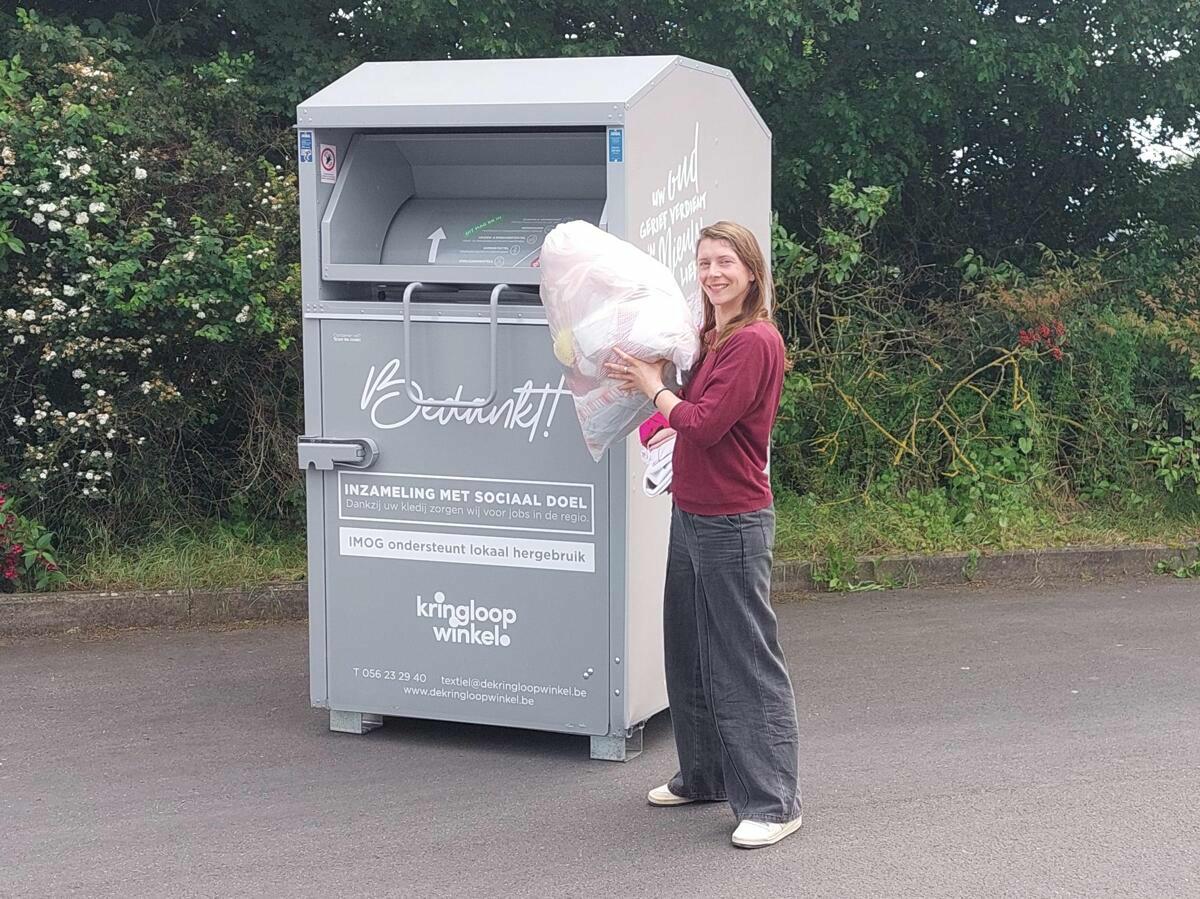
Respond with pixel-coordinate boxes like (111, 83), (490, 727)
(697, 238), (754, 314)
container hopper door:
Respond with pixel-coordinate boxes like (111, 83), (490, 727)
(316, 310), (611, 736)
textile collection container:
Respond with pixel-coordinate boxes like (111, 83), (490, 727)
(295, 56), (770, 759)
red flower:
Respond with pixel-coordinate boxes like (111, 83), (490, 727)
(1053, 320), (1066, 338)
(1050, 346), (1064, 361)
(1018, 330), (1034, 347)
(1038, 323), (1052, 339)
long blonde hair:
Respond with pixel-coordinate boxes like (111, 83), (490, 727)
(696, 221), (778, 353)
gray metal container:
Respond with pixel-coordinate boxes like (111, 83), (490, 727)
(296, 56), (771, 759)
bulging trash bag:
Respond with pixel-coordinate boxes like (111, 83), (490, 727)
(539, 221), (700, 460)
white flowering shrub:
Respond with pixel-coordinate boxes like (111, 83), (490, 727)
(1, 11), (301, 536)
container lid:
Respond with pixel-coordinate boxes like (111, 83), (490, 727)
(297, 55), (741, 129)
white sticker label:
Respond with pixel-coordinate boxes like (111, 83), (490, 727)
(319, 143), (337, 183)
(339, 527), (594, 573)
(338, 471), (595, 536)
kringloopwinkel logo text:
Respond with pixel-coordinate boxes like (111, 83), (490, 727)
(416, 591), (518, 647)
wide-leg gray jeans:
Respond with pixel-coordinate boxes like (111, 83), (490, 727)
(664, 504), (802, 824)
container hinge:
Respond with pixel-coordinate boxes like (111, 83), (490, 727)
(297, 437), (379, 471)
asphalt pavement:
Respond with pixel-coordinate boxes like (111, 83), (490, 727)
(2, 576), (1198, 898)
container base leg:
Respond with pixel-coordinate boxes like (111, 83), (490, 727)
(329, 710), (383, 734)
(590, 725), (644, 762)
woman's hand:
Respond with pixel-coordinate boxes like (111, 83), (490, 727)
(647, 426), (676, 448)
(603, 348), (667, 399)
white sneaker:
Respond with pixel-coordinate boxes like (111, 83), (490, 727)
(731, 816), (803, 848)
(647, 783), (695, 806)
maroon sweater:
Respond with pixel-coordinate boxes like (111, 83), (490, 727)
(664, 321), (785, 515)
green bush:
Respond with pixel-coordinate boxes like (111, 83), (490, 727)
(770, 182), (1200, 526)
(2, 7), (1198, 585)
(0, 480), (66, 591)
(0, 11), (301, 536)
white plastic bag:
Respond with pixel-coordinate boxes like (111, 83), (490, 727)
(539, 221), (700, 460)
(640, 433), (676, 496)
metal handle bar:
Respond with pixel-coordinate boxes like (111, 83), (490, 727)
(402, 281), (503, 409)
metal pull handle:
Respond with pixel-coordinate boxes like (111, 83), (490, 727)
(298, 437), (379, 471)
(402, 281), (503, 409)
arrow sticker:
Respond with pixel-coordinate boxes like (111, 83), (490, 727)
(427, 227), (446, 264)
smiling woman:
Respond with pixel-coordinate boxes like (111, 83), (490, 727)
(605, 221), (802, 849)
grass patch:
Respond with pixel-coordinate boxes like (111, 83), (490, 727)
(65, 522), (307, 591)
(48, 487), (1200, 592)
(774, 487), (1200, 562)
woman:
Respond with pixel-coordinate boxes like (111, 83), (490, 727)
(606, 220), (802, 849)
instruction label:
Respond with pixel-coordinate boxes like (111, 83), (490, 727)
(298, 130), (313, 164)
(453, 213), (561, 268)
(338, 471), (594, 536)
(383, 198), (603, 268)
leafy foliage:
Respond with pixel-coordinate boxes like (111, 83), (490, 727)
(0, 481), (67, 591)
(771, 187), (1200, 545)
(23, 1), (1200, 264)
(0, 10), (301, 536)
(2, 4), (1199, 589)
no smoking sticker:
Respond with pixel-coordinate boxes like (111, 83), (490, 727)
(319, 144), (337, 183)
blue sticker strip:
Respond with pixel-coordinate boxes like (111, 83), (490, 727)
(298, 130), (314, 164)
(608, 128), (624, 163)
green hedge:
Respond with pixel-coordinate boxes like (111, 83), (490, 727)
(2, 8), (1199, 590)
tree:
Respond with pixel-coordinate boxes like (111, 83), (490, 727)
(789, 1), (1200, 267)
(13, 2), (1200, 268)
